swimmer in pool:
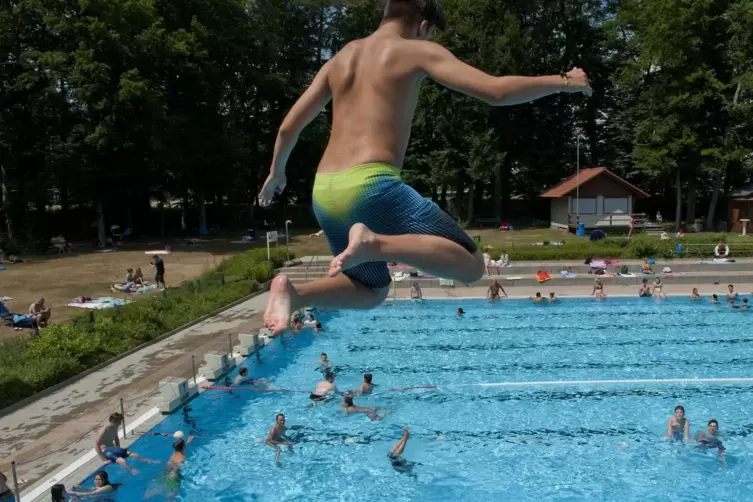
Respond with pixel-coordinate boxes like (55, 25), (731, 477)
(95, 412), (156, 474)
(388, 427), (413, 473)
(691, 288), (700, 300)
(310, 372), (339, 402)
(233, 367), (270, 386)
(314, 352), (333, 372)
(548, 292), (557, 303)
(732, 298), (749, 310)
(696, 419), (726, 464)
(146, 435), (193, 499)
(359, 373), (376, 395)
(712, 294), (719, 304)
(266, 413), (295, 467)
(456, 308), (465, 316)
(341, 395), (384, 420)
(530, 292), (544, 303)
(664, 405), (691, 441)
(68, 471), (121, 498)
(727, 284), (738, 301)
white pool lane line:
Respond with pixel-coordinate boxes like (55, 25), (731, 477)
(21, 371), (212, 501)
(390, 377), (753, 392)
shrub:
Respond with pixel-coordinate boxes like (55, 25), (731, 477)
(0, 248), (289, 410)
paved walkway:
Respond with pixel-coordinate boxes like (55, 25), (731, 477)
(0, 293), (268, 500)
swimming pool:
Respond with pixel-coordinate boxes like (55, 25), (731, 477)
(81, 297), (753, 501)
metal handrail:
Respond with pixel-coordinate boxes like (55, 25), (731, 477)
(304, 256), (318, 281)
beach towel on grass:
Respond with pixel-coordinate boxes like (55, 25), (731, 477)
(67, 297), (131, 309)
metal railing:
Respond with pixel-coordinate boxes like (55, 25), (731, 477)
(304, 255), (319, 282)
(567, 213), (647, 229)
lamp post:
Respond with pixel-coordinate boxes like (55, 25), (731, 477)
(285, 220), (292, 262)
(576, 135), (581, 223)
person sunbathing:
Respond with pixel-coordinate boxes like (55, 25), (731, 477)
(113, 269), (136, 292)
(641, 259), (653, 274)
(132, 267), (145, 286)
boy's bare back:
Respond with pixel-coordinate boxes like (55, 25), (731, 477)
(318, 32), (426, 173)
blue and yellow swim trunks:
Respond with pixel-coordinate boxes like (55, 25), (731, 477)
(312, 163), (478, 289)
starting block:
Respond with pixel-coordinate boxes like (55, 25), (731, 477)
(198, 351), (236, 381)
(158, 376), (198, 414)
(233, 332), (260, 357)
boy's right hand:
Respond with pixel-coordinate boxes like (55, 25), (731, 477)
(564, 67), (592, 96)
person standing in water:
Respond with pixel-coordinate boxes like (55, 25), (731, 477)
(266, 414), (295, 467)
(258, 0), (591, 334)
(664, 405), (691, 441)
(165, 436), (193, 495)
(310, 372), (339, 402)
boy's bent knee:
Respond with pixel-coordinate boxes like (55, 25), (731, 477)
(455, 251), (485, 283)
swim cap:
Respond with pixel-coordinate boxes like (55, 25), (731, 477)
(174, 431), (185, 440)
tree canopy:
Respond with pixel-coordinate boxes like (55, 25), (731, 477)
(1, 0), (751, 246)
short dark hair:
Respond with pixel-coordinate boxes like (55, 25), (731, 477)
(51, 484), (66, 502)
(708, 419), (718, 427)
(382, 0), (446, 31)
(364, 373), (373, 384)
(239, 367), (248, 376)
(674, 405), (685, 413)
(109, 412), (123, 424)
(344, 396), (354, 406)
(325, 372), (334, 381)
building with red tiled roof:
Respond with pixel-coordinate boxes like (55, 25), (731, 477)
(540, 168), (650, 231)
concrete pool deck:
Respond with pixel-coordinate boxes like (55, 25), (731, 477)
(4, 280), (753, 500)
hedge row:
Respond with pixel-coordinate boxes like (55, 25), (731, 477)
(484, 234), (747, 261)
(0, 248), (289, 410)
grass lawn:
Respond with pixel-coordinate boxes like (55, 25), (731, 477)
(0, 243), (229, 342)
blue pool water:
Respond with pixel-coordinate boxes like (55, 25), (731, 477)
(81, 298), (753, 501)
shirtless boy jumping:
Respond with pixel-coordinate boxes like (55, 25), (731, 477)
(260, 0), (591, 333)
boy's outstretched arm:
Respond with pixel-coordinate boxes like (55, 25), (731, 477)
(259, 61), (333, 206)
(418, 42), (591, 106)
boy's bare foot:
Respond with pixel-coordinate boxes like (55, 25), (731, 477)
(264, 275), (300, 335)
(329, 223), (379, 277)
